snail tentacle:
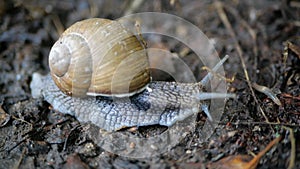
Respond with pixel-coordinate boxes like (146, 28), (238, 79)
(200, 55), (230, 86)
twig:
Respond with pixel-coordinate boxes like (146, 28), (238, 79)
(124, 0), (144, 15)
(282, 126), (296, 169)
(51, 14), (64, 36)
(88, 0), (98, 17)
(245, 136), (282, 169)
(63, 125), (81, 151)
(285, 41), (300, 58)
(214, 1), (270, 123)
(14, 148), (26, 169)
(223, 3), (259, 85)
(223, 4), (258, 60)
(201, 66), (235, 83)
(219, 121), (300, 127)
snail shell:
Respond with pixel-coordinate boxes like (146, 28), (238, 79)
(49, 18), (150, 97)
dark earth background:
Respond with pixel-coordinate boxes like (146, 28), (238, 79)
(0, 0), (300, 168)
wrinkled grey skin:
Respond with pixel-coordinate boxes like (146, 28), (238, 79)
(31, 73), (206, 131)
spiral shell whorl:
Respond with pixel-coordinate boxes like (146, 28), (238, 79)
(49, 18), (150, 97)
(49, 32), (93, 97)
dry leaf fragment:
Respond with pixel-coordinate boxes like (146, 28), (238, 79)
(207, 136), (282, 169)
(252, 83), (282, 106)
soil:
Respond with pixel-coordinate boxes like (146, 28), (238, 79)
(0, 0), (300, 169)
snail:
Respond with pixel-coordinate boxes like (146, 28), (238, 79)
(30, 18), (235, 131)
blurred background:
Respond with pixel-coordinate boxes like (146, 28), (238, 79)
(0, 0), (299, 168)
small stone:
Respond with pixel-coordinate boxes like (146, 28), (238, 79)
(129, 142), (136, 149)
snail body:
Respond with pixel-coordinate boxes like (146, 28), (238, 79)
(30, 18), (235, 131)
(31, 73), (206, 131)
